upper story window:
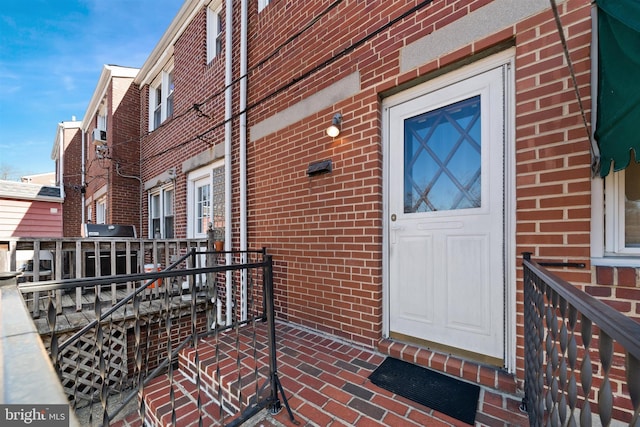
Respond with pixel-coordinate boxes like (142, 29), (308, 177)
(149, 186), (174, 239)
(258, 0), (270, 12)
(148, 68), (174, 131)
(97, 103), (107, 132)
(96, 198), (107, 224)
(207, 4), (224, 62)
(166, 70), (174, 118)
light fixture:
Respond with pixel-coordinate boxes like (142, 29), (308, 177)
(326, 113), (342, 138)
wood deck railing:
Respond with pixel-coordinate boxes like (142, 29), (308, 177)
(1, 237), (210, 317)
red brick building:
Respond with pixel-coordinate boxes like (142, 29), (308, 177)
(52, 119), (83, 237)
(62, 0), (640, 417)
(80, 65), (141, 235)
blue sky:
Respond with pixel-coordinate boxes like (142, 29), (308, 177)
(0, 0), (183, 180)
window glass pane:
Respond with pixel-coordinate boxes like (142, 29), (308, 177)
(151, 194), (160, 219)
(152, 218), (160, 238)
(167, 72), (174, 118)
(164, 216), (174, 239)
(216, 12), (224, 55)
(196, 183), (211, 235)
(403, 96), (481, 213)
(625, 160), (640, 246)
(96, 200), (106, 224)
(164, 189), (174, 215)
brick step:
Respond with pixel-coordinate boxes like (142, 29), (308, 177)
(141, 369), (241, 426)
(142, 327), (274, 426)
(177, 333), (272, 413)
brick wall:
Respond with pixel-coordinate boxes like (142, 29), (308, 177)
(139, 6), (230, 239)
(110, 77), (141, 228)
(126, 309), (208, 377)
(84, 110), (107, 220)
(129, 1), (636, 416)
(62, 127), (84, 237)
(246, 0), (592, 352)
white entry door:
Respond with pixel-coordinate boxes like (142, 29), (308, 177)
(386, 66), (506, 361)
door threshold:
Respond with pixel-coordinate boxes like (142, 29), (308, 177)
(379, 334), (518, 395)
(389, 331), (504, 368)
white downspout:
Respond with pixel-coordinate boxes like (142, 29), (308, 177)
(239, 0), (248, 320)
(224, 0), (233, 326)
(81, 130), (86, 225)
(58, 126), (65, 200)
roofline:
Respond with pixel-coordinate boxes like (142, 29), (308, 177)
(51, 120), (82, 160)
(80, 65), (139, 131)
(0, 181), (63, 203)
(134, 0), (209, 87)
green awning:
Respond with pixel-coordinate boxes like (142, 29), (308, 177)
(596, 0), (640, 177)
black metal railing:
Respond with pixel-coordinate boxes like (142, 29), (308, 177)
(522, 253), (640, 426)
(18, 248), (295, 426)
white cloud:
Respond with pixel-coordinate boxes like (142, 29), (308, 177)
(62, 75), (75, 91)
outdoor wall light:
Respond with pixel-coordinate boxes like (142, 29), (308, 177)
(326, 113), (343, 138)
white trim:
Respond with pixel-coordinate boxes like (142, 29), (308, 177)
(135, 0), (206, 87)
(149, 184), (175, 239)
(382, 49), (516, 371)
(148, 65), (175, 131)
(96, 197), (107, 224)
(186, 161), (224, 238)
(207, 3), (223, 63)
(503, 57), (517, 373)
(258, 0), (270, 12)
(81, 65), (138, 131)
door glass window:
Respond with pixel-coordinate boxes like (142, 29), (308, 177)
(404, 95), (481, 213)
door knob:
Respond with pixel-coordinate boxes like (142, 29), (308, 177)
(391, 214), (397, 221)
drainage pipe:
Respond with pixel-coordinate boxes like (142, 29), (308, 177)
(239, 0), (248, 320)
(81, 130), (85, 225)
(224, 0), (233, 326)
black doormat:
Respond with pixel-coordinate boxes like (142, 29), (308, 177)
(368, 357), (480, 425)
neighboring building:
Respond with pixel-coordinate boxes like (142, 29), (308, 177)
(51, 119), (82, 237)
(0, 180), (63, 239)
(80, 65), (141, 234)
(0, 180), (62, 274)
(55, 0), (639, 420)
(20, 172), (55, 185)
(134, 1), (224, 241)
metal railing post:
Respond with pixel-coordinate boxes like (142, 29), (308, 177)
(262, 254), (297, 423)
(263, 254), (281, 413)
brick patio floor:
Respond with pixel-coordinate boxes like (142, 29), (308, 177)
(112, 321), (530, 427)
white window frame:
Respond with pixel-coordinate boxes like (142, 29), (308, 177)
(187, 167), (212, 239)
(96, 198), (107, 224)
(149, 185), (174, 239)
(97, 103), (107, 132)
(187, 161), (225, 239)
(166, 70), (174, 119)
(148, 66), (174, 131)
(258, 0), (270, 12)
(592, 170), (640, 263)
(87, 205), (93, 223)
(207, 3), (224, 63)
(589, 5), (640, 266)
